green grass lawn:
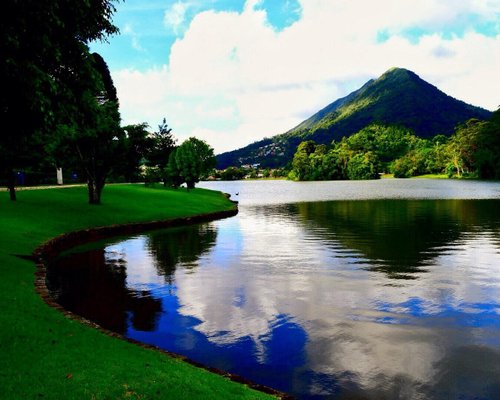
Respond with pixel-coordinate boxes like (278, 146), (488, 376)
(410, 173), (449, 179)
(381, 173), (450, 179)
(0, 184), (273, 399)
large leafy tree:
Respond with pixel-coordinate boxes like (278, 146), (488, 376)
(291, 141), (317, 180)
(1, 0), (118, 200)
(346, 152), (380, 180)
(175, 138), (216, 189)
(445, 119), (485, 177)
(49, 53), (122, 204)
(76, 53), (122, 204)
(164, 149), (183, 188)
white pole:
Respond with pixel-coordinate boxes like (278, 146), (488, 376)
(56, 168), (63, 185)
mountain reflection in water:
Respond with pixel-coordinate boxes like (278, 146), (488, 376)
(48, 197), (500, 399)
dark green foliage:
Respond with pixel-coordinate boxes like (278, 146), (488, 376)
(220, 167), (246, 180)
(147, 225), (218, 284)
(391, 114), (500, 179)
(475, 108), (500, 179)
(112, 123), (151, 182)
(50, 52), (122, 204)
(444, 119), (484, 177)
(164, 149), (184, 188)
(0, 0), (119, 200)
(347, 152), (380, 180)
(291, 115), (500, 181)
(175, 138), (216, 188)
(216, 68), (491, 169)
(291, 124), (410, 181)
(147, 118), (177, 180)
(349, 125), (416, 163)
(392, 149), (428, 178)
(291, 141), (317, 180)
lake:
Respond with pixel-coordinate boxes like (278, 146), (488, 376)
(47, 179), (500, 399)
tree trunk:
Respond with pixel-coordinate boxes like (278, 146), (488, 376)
(186, 181), (195, 189)
(87, 179), (104, 204)
(8, 169), (16, 201)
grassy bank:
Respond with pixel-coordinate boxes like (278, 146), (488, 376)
(0, 185), (272, 399)
(381, 173), (450, 179)
(410, 173), (449, 179)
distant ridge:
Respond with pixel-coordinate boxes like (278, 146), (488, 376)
(217, 68), (491, 169)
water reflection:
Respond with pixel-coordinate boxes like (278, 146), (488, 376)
(47, 224), (218, 334)
(47, 248), (162, 334)
(48, 198), (500, 399)
(293, 200), (500, 279)
(146, 224), (218, 283)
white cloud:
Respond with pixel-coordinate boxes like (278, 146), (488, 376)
(112, 0), (500, 154)
(114, 66), (171, 125)
(122, 23), (145, 52)
(163, 1), (191, 35)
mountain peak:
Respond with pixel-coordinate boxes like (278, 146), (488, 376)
(378, 67), (419, 82)
(382, 66), (412, 75)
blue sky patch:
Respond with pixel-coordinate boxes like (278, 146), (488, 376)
(256, 0), (302, 31)
(376, 29), (390, 43)
(91, 0), (247, 71)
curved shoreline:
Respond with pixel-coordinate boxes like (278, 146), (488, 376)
(33, 207), (291, 400)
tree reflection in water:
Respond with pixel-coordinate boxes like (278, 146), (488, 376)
(47, 223), (218, 334)
(292, 199), (500, 279)
(48, 248), (162, 334)
(146, 224), (218, 284)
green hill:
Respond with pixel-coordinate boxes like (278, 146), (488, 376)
(217, 68), (491, 168)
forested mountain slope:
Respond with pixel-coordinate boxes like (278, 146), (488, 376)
(217, 68), (491, 168)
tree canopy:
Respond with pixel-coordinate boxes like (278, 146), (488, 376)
(290, 117), (500, 181)
(174, 138), (216, 188)
(1, 0), (119, 200)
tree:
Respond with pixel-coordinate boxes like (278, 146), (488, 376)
(112, 123), (151, 182)
(84, 53), (122, 204)
(291, 141), (317, 180)
(392, 150), (422, 177)
(1, 0), (119, 200)
(164, 149), (183, 188)
(475, 108), (500, 179)
(424, 136), (448, 174)
(175, 138), (216, 189)
(445, 119), (485, 177)
(147, 118), (177, 185)
(48, 52), (122, 204)
(346, 124), (417, 173)
(346, 152), (380, 180)
(81, 54), (120, 203)
(220, 167), (246, 180)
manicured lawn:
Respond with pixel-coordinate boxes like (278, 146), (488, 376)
(381, 173), (450, 179)
(0, 184), (273, 399)
(411, 173), (449, 179)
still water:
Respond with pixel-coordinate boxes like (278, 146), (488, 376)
(48, 180), (500, 399)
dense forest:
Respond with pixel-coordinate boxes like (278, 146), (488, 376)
(290, 110), (500, 181)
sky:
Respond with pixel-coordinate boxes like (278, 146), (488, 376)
(90, 0), (500, 154)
